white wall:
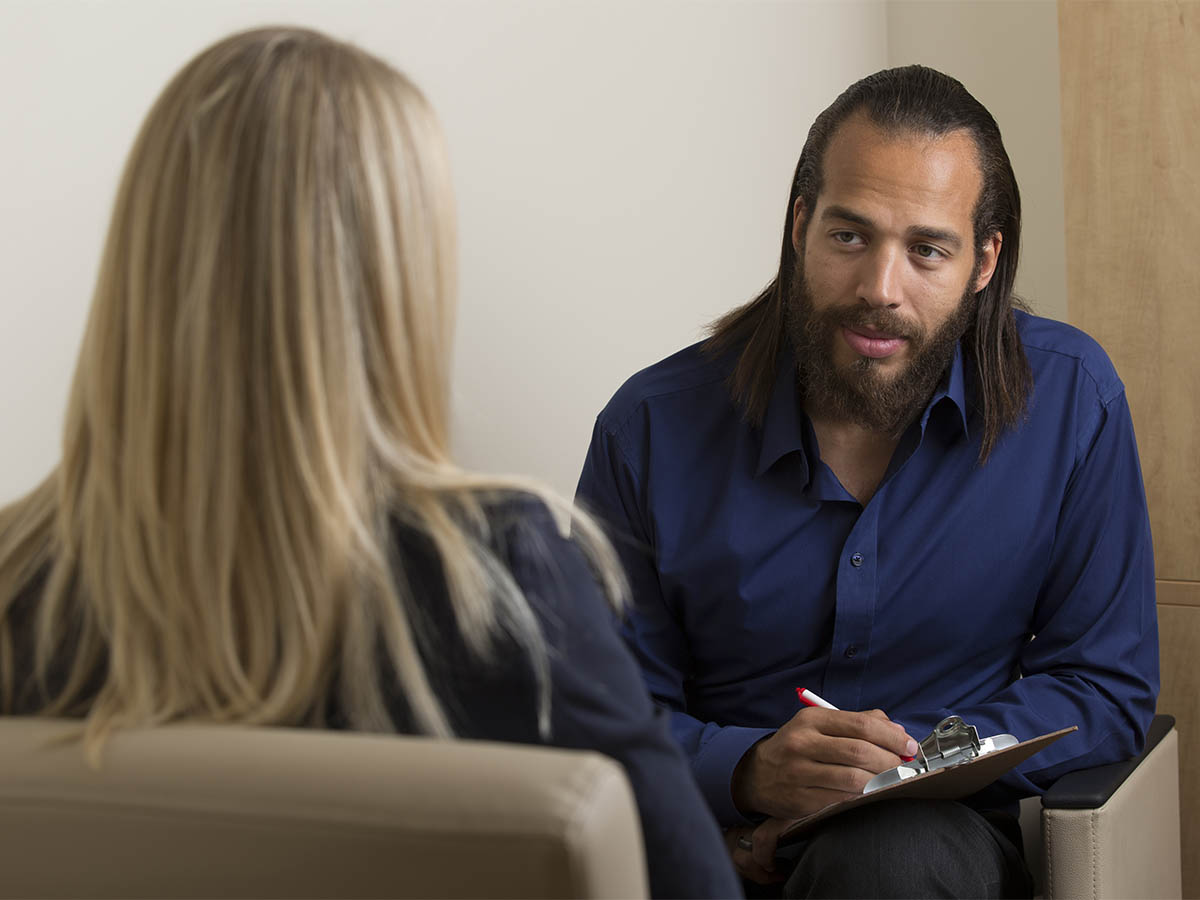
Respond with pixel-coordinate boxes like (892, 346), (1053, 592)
(2, 0), (1066, 505)
(888, 0), (1068, 322)
(0, 0), (886, 503)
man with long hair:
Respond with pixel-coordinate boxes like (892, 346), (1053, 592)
(578, 66), (1157, 898)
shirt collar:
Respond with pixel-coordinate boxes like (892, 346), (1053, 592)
(925, 342), (971, 437)
(756, 349), (808, 478)
(754, 342), (971, 479)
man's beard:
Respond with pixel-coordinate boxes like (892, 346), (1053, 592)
(784, 260), (975, 436)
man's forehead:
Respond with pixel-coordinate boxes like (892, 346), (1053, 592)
(815, 113), (983, 229)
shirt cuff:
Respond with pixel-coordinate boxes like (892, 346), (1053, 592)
(692, 724), (776, 827)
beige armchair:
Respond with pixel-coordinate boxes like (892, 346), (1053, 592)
(1, 714), (1179, 899)
(0, 719), (649, 899)
(1020, 714), (1181, 899)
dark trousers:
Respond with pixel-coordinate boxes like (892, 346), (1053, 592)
(745, 799), (1034, 900)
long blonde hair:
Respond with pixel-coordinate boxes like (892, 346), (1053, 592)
(0, 27), (625, 758)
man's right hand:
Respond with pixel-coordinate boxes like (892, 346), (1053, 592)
(731, 707), (919, 820)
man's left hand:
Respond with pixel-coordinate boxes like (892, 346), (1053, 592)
(724, 818), (796, 885)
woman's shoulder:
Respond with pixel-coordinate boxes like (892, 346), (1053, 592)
(389, 487), (559, 546)
(475, 490), (598, 605)
(2, 564), (75, 714)
(387, 490), (575, 590)
(3, 563), (50, 647)
(476, 490), (565, 543)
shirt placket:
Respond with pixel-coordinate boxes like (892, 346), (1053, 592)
(823, 500), (880, 711)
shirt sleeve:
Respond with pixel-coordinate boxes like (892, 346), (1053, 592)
(895, 388), (1159, 799)
(502, 498), (743, 900)
(577, 420), (774, 827)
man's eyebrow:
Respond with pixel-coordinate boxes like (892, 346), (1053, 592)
(821, 205), (875, 229)
(908, 225), (964, 251)
(820, 205), (965, 251)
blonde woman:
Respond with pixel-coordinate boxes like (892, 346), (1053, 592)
(0, 27), (740, 899)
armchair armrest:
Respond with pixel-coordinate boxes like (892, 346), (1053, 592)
(1042, 714), (1174, 809)
(1040, 713), (1181, 899)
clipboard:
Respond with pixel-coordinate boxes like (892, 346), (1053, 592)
(776, 722), (1078, 844)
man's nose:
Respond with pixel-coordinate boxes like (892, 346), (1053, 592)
(857, 245), (903, 308)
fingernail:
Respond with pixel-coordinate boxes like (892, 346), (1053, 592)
(905, 739), (919, 756)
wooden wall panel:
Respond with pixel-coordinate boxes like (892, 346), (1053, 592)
(1058, 0), (1200, 583)
(1059, 3), (1200, 895)
(1157, 584), (1200, 898)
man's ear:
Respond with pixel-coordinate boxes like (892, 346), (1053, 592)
(974, 231), (1002, 292)
(791, 196), (808, 255)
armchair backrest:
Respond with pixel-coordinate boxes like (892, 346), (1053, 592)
(0, 718), (649, 899)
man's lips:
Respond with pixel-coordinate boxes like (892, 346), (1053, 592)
(840, 325), (907, 359)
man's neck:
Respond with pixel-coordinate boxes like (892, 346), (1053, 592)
(807, 412), (903, 506)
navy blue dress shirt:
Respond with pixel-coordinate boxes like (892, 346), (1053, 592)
(576, 311), (1159, 827)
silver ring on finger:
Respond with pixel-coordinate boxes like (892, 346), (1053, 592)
(736, 835), (754, 851)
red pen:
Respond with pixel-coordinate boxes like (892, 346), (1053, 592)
(795, 687), (915, 761)
(796, 687), (838, 709)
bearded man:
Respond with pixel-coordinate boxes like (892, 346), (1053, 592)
(576, 66), (1157, 899)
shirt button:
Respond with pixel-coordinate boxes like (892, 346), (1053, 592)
(845, 644), (859, 659)
(850, 552), (864, 567)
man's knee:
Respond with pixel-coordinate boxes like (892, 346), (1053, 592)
(783, 799), (1030, 899)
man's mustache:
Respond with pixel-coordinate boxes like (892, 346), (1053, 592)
(825, 305), (924, 343)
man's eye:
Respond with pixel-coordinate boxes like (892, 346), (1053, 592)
(913, 244), (944, 260)
(833, 232), (861, 245)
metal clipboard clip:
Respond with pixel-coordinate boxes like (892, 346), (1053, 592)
(863, 715), (1019, 794)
